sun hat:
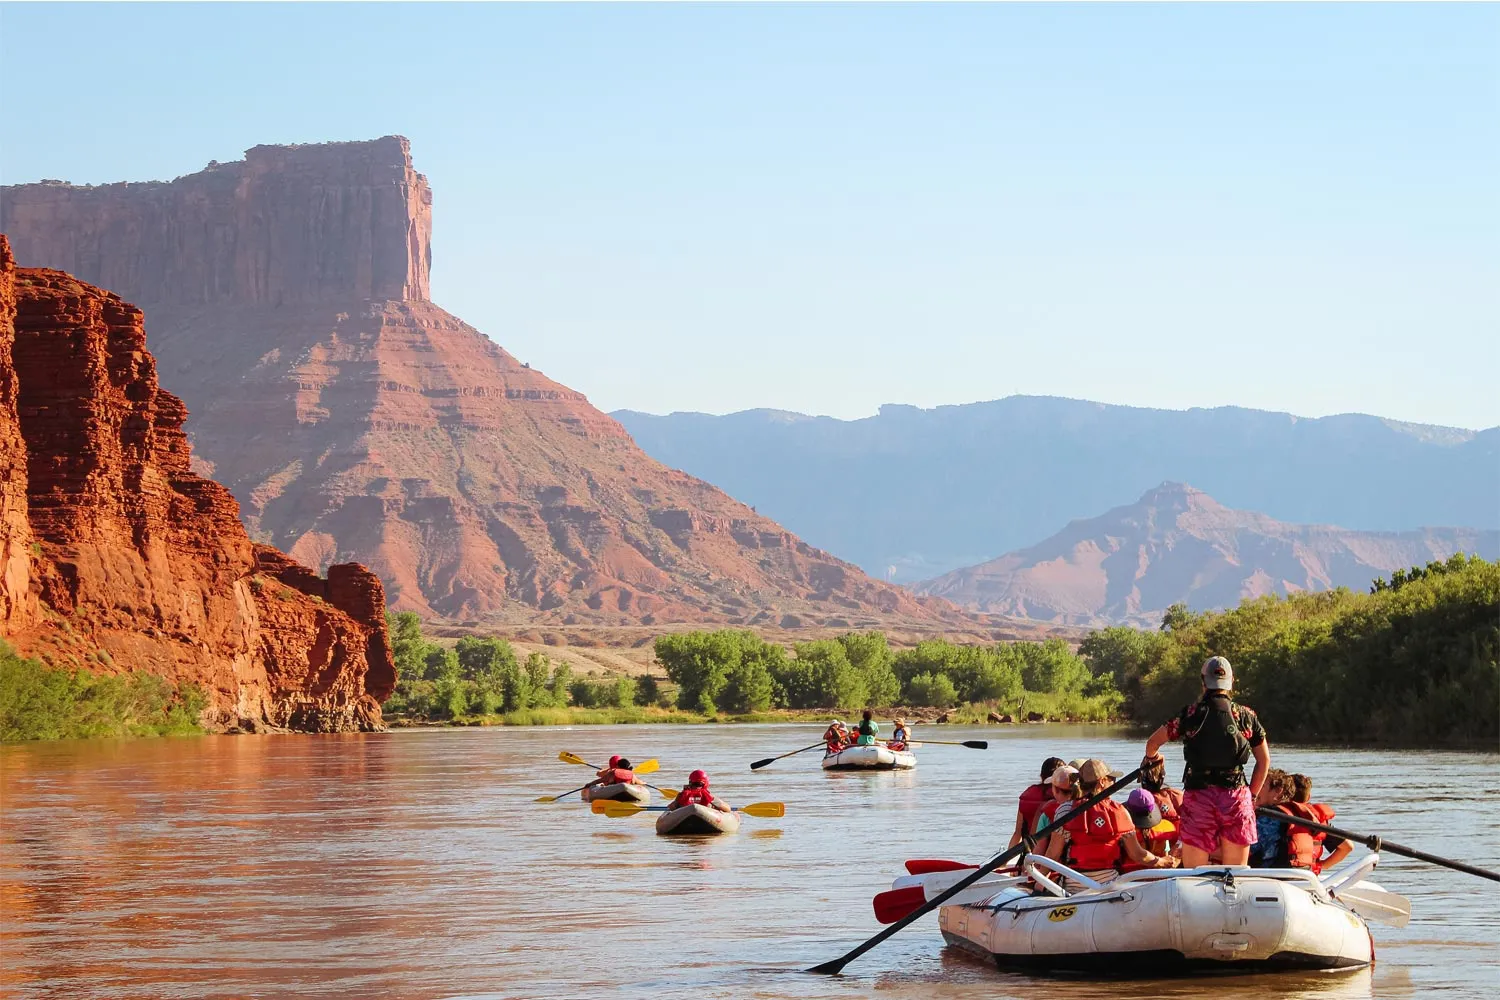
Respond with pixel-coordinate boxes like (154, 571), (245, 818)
(1049, 765), (1080, 789)
(1124, 789), (1162, 828)
(1202, 656), (1234, 691)
(1078, 758), (1122, 785)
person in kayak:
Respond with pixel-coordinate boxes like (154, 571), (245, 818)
(1121, 789), (1180, 869)
(1275, 774), (1351, 872)
(1249, 769), (1294, 867)
(1009, 756), (1067, 849)
(854, 709), (879, 746)
(887, 718), (912, 751)
(671, 769), (732, 814)
(585, 755), (642, 792)
(1143, 656), (1270, 869)
(1048, 759), (1176, 881)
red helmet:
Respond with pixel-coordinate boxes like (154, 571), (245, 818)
(688, 769), (709, 786)
(607, 755), (622, 768)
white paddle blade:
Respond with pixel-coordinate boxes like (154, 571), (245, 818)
(1337, 884), (1411, 928)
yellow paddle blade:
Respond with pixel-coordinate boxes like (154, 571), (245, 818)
(658, 786), (677, 799)
(739, 802), (786, 818)
(592, 801), (649, 817)
(558, 751), (592, 767)
(534, 795), (560, 803)
(633, 759), (659, 775)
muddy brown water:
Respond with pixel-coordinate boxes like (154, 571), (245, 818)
(1, 724), (1495, 999)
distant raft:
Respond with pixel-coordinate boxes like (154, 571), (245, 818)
(821, 744), (917, 771)
(581, 782), (651, 804)
(654, 803), (742, 836)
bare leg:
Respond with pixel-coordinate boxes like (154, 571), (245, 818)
(1218, 840), (1251, 866)
(1181, 844), (1210, 868)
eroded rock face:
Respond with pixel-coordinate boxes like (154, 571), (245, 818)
(0, 236), (393, 732)
(2, 139), (962, 629)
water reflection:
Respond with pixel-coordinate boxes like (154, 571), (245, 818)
(1, 726), (1495, 1000)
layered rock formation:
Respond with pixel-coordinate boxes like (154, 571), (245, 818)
(0, 236), (394, 731)
(1, 139), (959, 628)
(917, 482), (1499, 627)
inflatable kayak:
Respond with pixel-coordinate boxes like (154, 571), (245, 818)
(581, 782), (651, 804)
(937, 855), (1383, 975)
(821, 744), (916, 770)
(654, 803), (741, 836)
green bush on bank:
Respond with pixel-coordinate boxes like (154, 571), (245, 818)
(0, 642), (207, 741)
(1079, 553), (1499, 745)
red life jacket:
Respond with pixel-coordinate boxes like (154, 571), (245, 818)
(1064, 800), (1133, 870)
(1018, 782), (1050, 832)
(1281, 801), (1334, 871)
(603, 768), (635, 786)
(1119, 820), (1177, 872)
(1154, 786), (1184, 823)
(674, 785), (714, 808)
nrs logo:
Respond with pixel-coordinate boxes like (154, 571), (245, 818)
(1047, 906), (1077, 922)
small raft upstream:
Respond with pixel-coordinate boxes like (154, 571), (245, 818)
(654, 803), (741, 836)
(822, 744), (916, 771)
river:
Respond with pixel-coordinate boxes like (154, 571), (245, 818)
(1, 724), (1495, 999)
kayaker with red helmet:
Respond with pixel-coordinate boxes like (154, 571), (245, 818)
(585, 755), (641, 791)
(1143, 656), (1271, 869)
(672, 769), (732, 813)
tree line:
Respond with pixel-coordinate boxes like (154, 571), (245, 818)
(1079, 553), (1498, 745)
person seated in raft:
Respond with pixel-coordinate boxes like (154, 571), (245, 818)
(1119, 789), (1182, 871)
(854, 709), (879, 746)
(671, 769), (732, 813)
(1248, 769), (1294, 867)
(586, 755), (641, 790)
(823, 721), (849, 753)
(886, 719), (911, 752)
(1139, 752), (1185, 827)
(1009, 756), (1067, 849)
(1047, 759), (1176, 882)
(1273, 774), (1352, 873)
(1030, 764), (1082, 858)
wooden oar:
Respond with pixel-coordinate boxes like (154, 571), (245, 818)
(750, 741), (825, 770)
(592, 800), (786, 818)
(808, 766), (1143, 974)
(1256, 807), (1500, 883)
(880, 739), (987, 750)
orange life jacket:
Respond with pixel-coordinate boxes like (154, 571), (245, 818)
(1063, 800), (1133, 870)
(674, 785), (714, 808)
(1119, 820), (1177, 872)
(1281, 801), (1335, 871)
(603, 768), (635, 786)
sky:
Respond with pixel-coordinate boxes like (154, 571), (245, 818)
(2, 3), (1496, 429)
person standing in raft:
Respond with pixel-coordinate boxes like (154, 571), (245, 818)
(671, 769), (732, 814)
(1143, 656), (1270, 868)
(854, 709), (879, 746)
(586, 755), (642, 792)
(1009, 756), (1067, 849)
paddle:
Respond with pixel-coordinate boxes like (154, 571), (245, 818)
(904, 859), (976, 875)
(881, 739), (987, 750)
(808, 766), (1143, 975)
(533, 783), (677, 803)
(1255, 806), (1500, 883)
(1336, 882), (1411, 928)
(750, 741), (826, 770)
(548, 752), (674, 801)
(591, 799), (787, 819)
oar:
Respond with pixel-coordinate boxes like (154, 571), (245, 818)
(534, 783), (593, 804)
(592, 800), (787, 819)
(558, 751), (659, 774)
(808, 766), (1143, 975)
(750, 741), (825, 770)
(1336, 882), (1411, 928)
(1256, 807), (1500, 883)
(880, 739), (987, 750)
(904, 859), (975, 875)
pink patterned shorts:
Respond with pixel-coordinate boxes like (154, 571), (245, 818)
(1179, 785), (1256, 852)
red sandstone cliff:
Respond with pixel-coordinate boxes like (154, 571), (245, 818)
(0, 236), (394, 732)
(2, 139), (968, 629)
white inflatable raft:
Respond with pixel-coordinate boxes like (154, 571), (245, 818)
(937, 855), (1383, 975)
(654, 803), (741, 836)
(581, 782), (651, 804)
(821, 744), (916, 770)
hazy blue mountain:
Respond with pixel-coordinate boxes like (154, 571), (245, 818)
(613, 396), (1499, 581)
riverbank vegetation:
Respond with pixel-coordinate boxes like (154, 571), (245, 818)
(0, 642), (207, 741)
(1080, 554), (1498, 745)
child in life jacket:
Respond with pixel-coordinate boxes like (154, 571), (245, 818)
(1009, 756), (1067, 849)
(1047, 759), (1175, 882)
(671, 769), (732, 813)
(1030, 764), (1082, 859)
(887, 719), (911, 752)
(586, 755), (640, 791)
(1248, 769), (1294, 867)
(1275, 774), (1351, 872)
(1121, 789), (1181, 871)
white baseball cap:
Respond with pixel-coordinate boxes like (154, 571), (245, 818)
(1202, 656), (1234, 691)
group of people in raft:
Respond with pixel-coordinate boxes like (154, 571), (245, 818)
(823, 710), (912, 753)
(584, 756), (734, 815)
(1004, 655), (1347, 882)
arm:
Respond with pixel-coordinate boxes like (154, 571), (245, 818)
(1322, 839), (1353, 869)
(1144, 722), (1171, 759)
(1248, 738), (1271, 799)
(1007, 808), (1027, 850)
(1120, 832), (1175, 868)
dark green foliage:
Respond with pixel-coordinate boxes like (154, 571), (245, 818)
(654, 630), (785, 713)
(1085, 553), (1499, 745)
(904, 671), (958, 708)
(0, 643), (207, 741)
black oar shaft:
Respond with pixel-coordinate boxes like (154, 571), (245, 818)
(1256, 807), (1500, 883)
(808, 767), (1143, 975)
(750, 741), (825, 770)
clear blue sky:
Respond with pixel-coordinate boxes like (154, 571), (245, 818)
(3, 3), (1496, 429)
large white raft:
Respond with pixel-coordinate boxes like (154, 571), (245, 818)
(933, 855), (1391, 976)
(581, 782), (651, 804)
(654, 803), (741, 836)
(821, 744), (916, 771)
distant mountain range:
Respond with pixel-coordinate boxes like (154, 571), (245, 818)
(914, 482), (1499, 626)
(614, 398), (1499, 582)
